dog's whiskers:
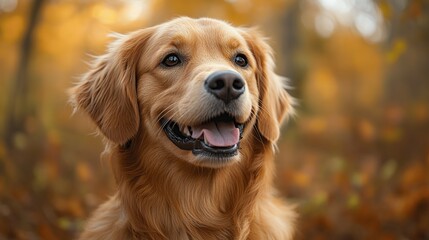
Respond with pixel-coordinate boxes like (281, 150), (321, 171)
(155, 107), (177, 136)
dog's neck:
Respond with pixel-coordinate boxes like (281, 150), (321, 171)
(107, 130), (275, 239)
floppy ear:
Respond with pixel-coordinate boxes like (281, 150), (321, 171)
(242, 28), (294, 142)
(70, 29), (152, 145)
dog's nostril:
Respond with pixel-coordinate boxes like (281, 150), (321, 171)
(232, 79), (244, 90)
(208, 79), (225, 90)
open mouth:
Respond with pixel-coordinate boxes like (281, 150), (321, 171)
(161, 113), (244, 158)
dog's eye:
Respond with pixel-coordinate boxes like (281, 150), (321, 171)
(162, 53), (181, 67)
(234, 54), (248, 68)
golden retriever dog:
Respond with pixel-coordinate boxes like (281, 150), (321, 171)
(71, 17), (295, 240)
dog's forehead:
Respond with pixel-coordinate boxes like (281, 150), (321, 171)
(152, 18), (246, 48)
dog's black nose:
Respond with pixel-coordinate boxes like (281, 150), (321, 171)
(205, 71), (245, 104)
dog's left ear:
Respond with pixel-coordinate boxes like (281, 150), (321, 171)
(241, 28), (294, 142)
(70, 29), (152, 145)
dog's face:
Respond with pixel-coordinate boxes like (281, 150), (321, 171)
(71, 17), (293, 168)
(141, 18), (258, 167)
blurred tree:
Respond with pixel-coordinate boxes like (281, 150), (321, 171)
(4, 0), (45, 148)
(281, 0), (300, 83)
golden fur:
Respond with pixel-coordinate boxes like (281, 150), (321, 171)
(71, 17), (295, 240)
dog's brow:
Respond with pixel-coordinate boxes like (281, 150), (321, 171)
(169, 36), (187, 48)
(226, 38), (240, 50)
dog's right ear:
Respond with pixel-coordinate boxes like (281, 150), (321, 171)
(69, 29), (153, 145)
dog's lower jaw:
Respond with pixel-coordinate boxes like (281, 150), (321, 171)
(79, 134), (295, 240)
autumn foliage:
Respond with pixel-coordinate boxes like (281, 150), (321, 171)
(0, 0), (428, 239)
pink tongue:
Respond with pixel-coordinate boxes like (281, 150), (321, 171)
(191, 121), (240, 147)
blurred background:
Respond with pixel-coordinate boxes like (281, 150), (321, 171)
(0, 0), (428, 239)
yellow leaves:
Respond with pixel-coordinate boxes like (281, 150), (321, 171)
(151, 0), (289, 25)
(37, 3), (87, 63)
(89, 2), (153, 25)
(386, 38), (407, 64)
(0, 13), (24, 43)
(381, 160), (397, 181)
(76, 161), (92, 183)
(302, 31), (384, 113)
(351, 172), (364, 187)
(86, 1), (155, 26)
(12, 132), (27, 150)
(404, 0), (423, 20)
(37, 223), (56, 240)
(388, 175), (429, 221)
(357, 119), (376, 142)
(313, 191), (328, 207)
(91, 3), (118, 25)
(57, 217), (71, 230)
(411, 102), (429, 123)
(381, 105), (404, 142)
(281, 167), (312, 189)
(34, 159), (59, 191)
(299, 117), (328, 135)
(0, 13), (22, 78)
(44, 2), (77, 22)
(346, 193), (360, 209)
(120, 0), (152, 23)
(53, 196), (85, 218)
(304, 63), (339, 112)
(400, 162), (427, 189)
(291, 170), (311, 188)
(384, 105), (404, 124)
(404, 189), (429, 218)
(378, 1), (392, 19)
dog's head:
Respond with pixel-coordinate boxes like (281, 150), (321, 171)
(70, 17), (293, 168)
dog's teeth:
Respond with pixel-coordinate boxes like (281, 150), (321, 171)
(188, 126), (193, 136)
(181, 126), (190, 136)
(204, 136), (211, 146)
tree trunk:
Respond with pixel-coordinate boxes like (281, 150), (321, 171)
(4, 0), (45, 148)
